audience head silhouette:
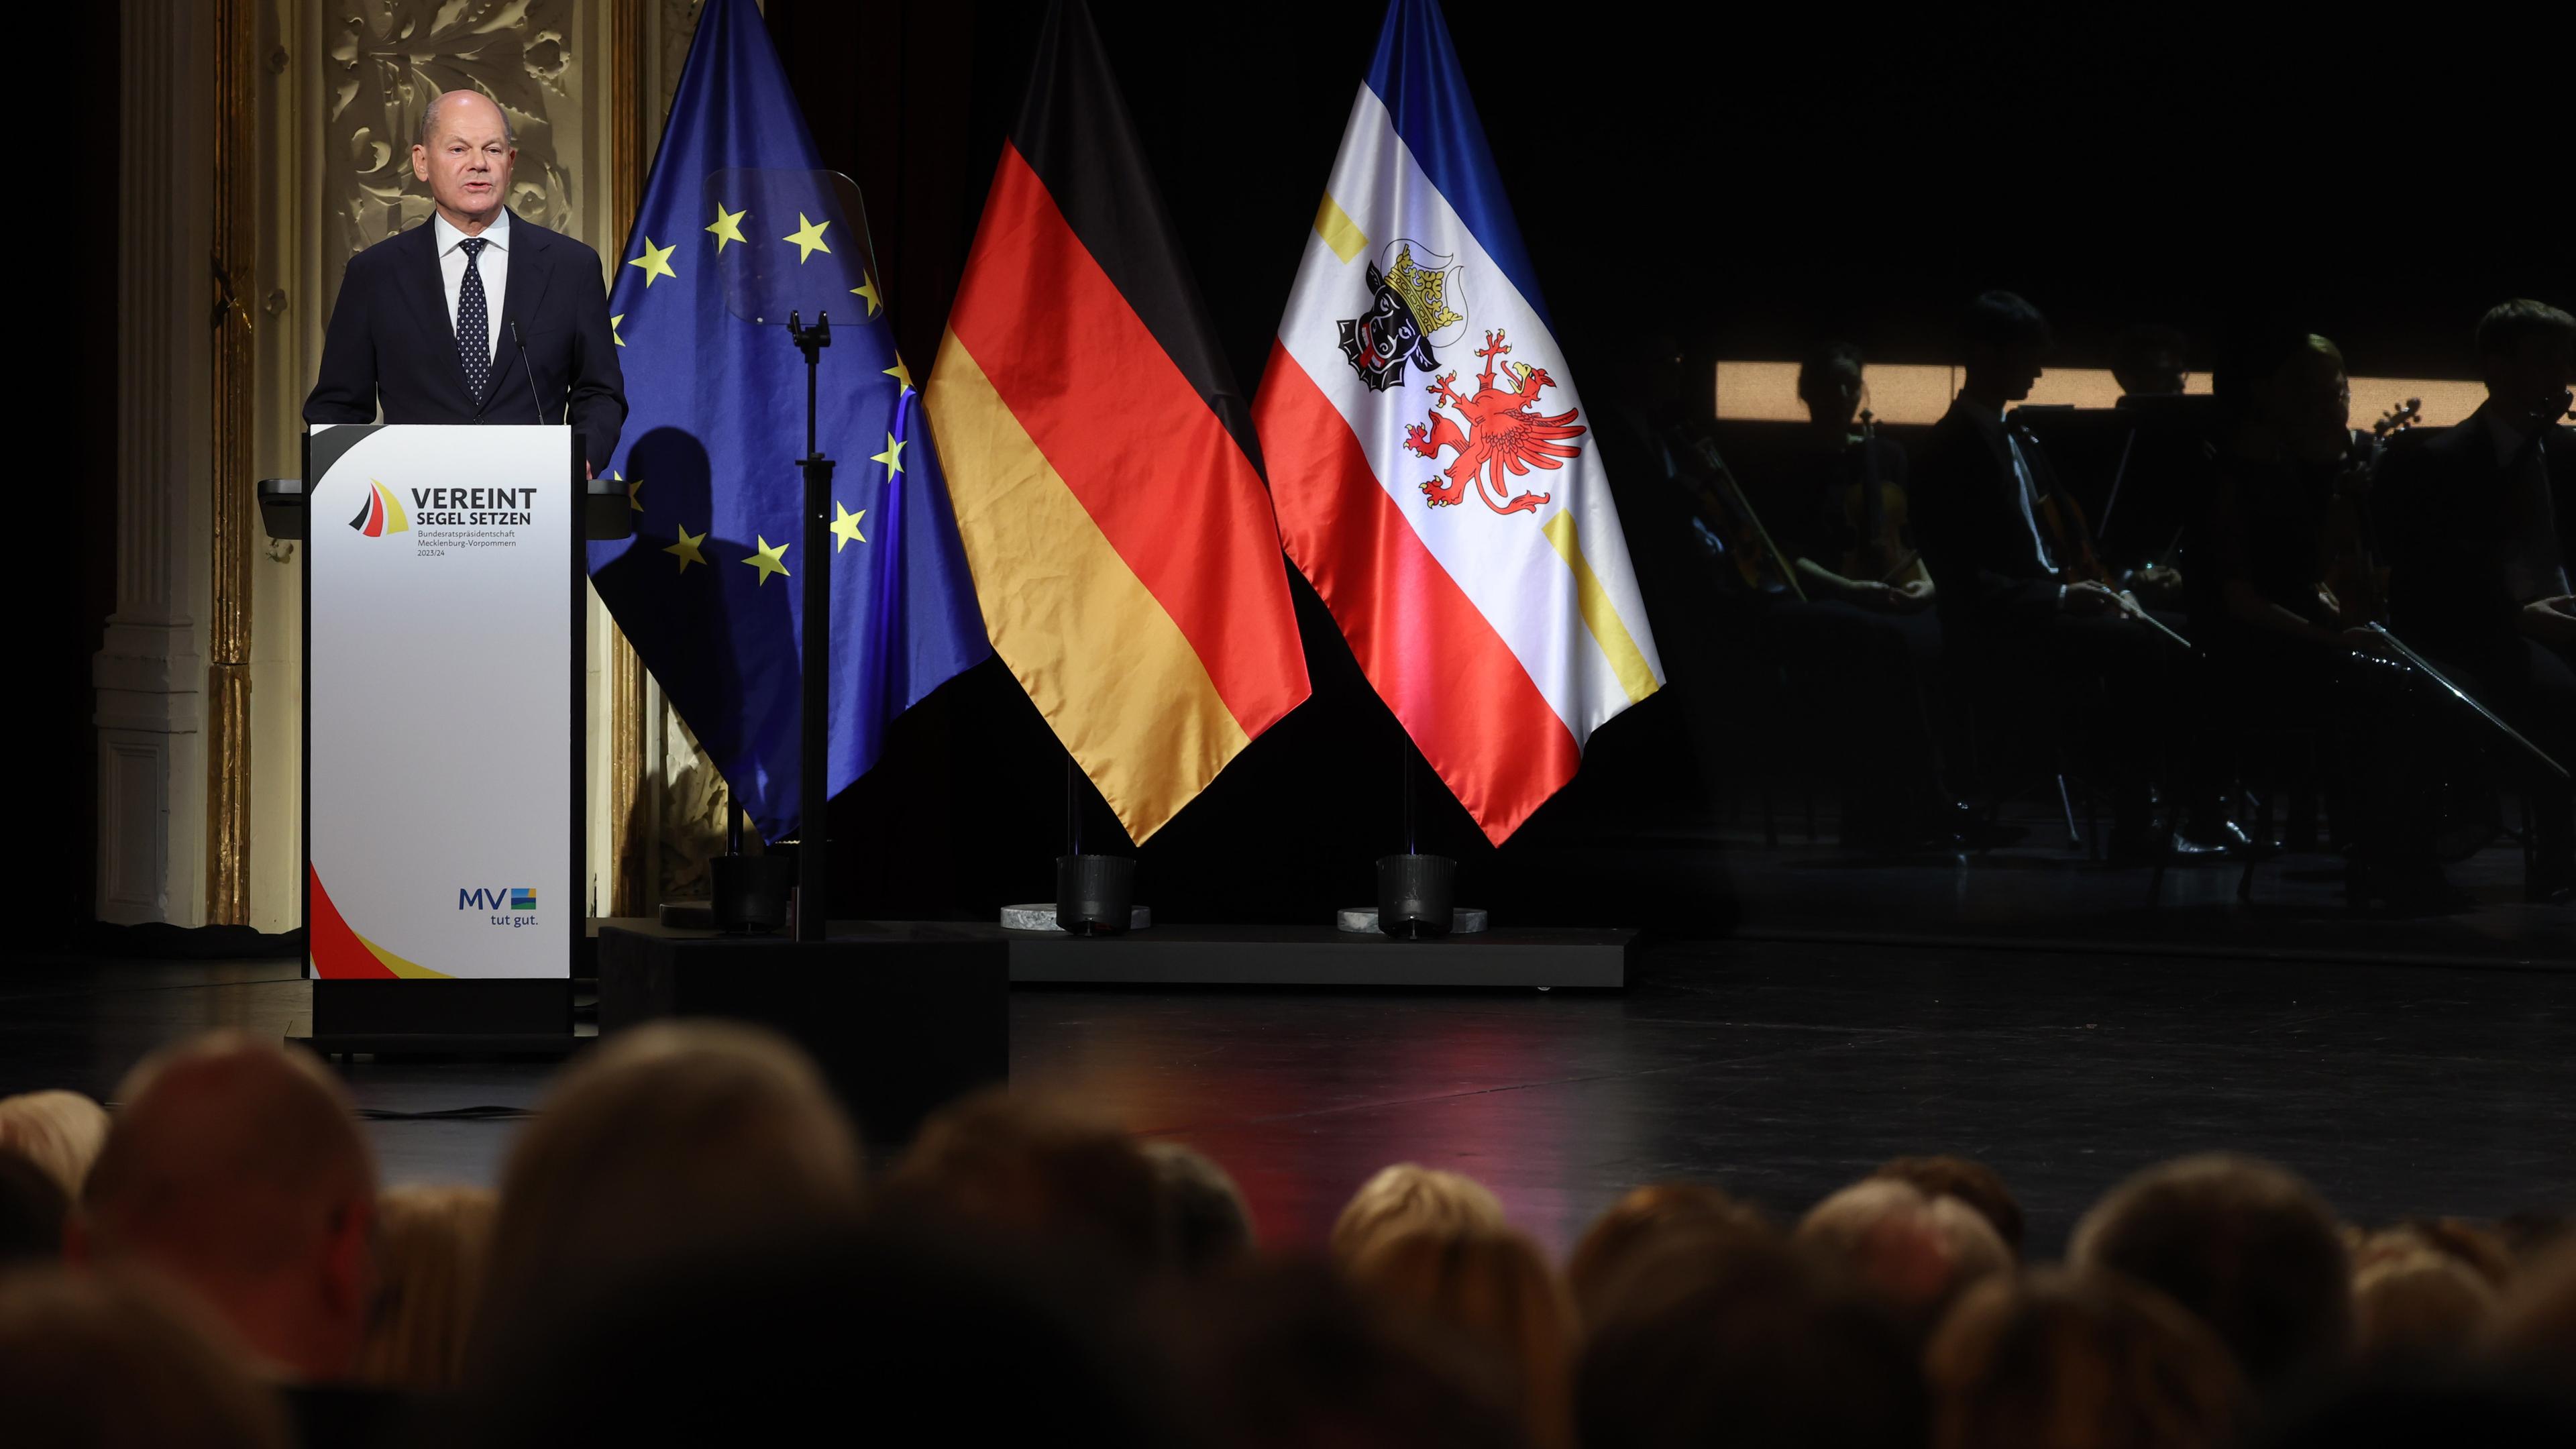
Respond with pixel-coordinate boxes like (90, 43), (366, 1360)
(1873, 1155), (2026, 1256)
(68, 1032), (376, 1382)
(1797, 1176), (2012, 1335)
(888, 1089), (1166, 1279)
(1924, 1267), (2244, 1449)
(2072, 1152), (2353, 1395)
(0, 1089), (112, 1197)
(0, 1266), (290, 1449)
(1565, 1181), (1770, 1326)
(477, 1021), (863, 1354)
(1144, 1138), (1258, 1279)
(1332, 1163), (1507, 1263)
(1346, 1224), (1578, 1449)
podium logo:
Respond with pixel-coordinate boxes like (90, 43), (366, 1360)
(347, 479), (411, 537)
(461, 885), (541, 929)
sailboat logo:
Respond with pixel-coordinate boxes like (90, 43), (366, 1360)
(347, 480), (411, 537)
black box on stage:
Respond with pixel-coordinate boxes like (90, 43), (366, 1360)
(594, 922), (1008, 1150)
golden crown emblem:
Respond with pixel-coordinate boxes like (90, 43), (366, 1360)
(1383, 245), (1462, 333)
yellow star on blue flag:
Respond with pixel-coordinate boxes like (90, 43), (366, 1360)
(584, 0), (987, 845)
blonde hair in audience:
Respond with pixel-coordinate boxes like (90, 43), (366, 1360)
(0, 1265), (289, 1449)
(1798, 1177), (2010, 1326)
(355, 1183), (496, 1391)
(1346, 1224), (1577, 1449)
(1329, 1163), (1505, 1263)
(0, 1090), (111, 1195)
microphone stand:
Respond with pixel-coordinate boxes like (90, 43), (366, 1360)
(788, 312), (835, 942)
(508, 319), (547, 424)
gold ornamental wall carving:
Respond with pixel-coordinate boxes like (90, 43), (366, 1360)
(321, 0), (584, 284)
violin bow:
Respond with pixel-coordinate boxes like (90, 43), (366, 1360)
(2365, 625), (2569, 782)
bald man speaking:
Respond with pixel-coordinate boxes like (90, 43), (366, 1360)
(306, 90), (625, 475)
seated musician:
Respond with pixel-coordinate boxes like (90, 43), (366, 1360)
(2102, 323), (2201, 610)
(1910, 292), (2208, 860)
(1770, 342), (1972, 848)
(2374, 299), (2576, 903)
(2112, 324), (2189, 400)
(1617, 374), (1966, 852)
(1783, 342), (1935, 614)
(2193, 330), (2457, 910)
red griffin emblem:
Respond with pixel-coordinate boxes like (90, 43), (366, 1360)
(1405, 329), (1586, 516)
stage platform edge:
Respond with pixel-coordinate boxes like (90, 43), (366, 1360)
(593, 920), (1008, 1148)
(1004, 923), (1629, 987)
(589, 918), (1630, 989)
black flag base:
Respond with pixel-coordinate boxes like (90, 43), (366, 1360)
(1053, 855), (1138, 936)
(1373, 853), (1458, 939)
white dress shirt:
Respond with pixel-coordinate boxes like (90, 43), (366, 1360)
(432, 209), (510, 368)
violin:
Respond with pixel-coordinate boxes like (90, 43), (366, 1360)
(2012, 413), (2116, 590)
(1836, 410), (1929, 587)
(1666, 422), (1807, 602)
(2014, 412), (2192, 648)
(2316, 397), (2418, 628)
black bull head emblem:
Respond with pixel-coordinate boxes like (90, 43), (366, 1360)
(1337, 262), (1440, 392)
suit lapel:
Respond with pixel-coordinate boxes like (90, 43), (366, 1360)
(399, 222), (475, 408)
(1946, 405), (2019, 504)
(484, 217), (553, 418)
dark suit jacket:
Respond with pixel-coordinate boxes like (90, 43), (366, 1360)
(1909, 400), (2061, 639)
(304, 211), (627, 473)
(2376, 409), (2576, 664)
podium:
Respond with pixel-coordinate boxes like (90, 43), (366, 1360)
(263, 425), (631, 1051)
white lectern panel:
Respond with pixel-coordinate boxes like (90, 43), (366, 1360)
(305, 424), (577, 980)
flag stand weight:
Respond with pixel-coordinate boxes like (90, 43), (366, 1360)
(1052, 753), (1138, 936)
(1368, 739), (1464, 939)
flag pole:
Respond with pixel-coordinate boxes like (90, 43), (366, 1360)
(1402, 736), (1417, 857)
(789, 311), (835, 944)
(1066, 753), (1083, 857)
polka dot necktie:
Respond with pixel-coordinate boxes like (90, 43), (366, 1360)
(455, 236), (491, 402)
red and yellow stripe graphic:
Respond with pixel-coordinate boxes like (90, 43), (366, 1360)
(309, 865), (451, 979)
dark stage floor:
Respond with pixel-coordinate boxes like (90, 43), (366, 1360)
(1523, 802), (2575, 967)
(5, 935), (2569, 1262)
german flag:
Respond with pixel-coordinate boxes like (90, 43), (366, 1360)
(924, 0), (1310, 843)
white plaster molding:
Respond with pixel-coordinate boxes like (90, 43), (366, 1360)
(98, 0), (217, 926)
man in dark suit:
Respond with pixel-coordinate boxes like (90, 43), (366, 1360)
(2376, 299), (2576, 901)
(305, 90), (625, 476)
(1911, 292), (2200, 857)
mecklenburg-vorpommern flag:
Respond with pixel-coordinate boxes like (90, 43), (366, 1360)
(587, 0), (987, 844)
(924, 0), (1311, 844)
(1254, 0), (1662, 845)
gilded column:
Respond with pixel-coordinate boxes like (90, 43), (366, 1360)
(206, 0), (258, 926)
(605, 0), (649, 917)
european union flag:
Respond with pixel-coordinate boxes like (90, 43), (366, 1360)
(587, 0), (988, 843)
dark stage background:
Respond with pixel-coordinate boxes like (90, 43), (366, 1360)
(766, 1), (2572, 927)
(31, 3), (2568, 936)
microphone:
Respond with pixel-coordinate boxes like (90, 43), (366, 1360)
(508, 317), (547, 425)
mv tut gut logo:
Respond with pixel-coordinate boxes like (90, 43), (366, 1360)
(349, 479), (539, 537)
(460, 885), (540, 928)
